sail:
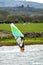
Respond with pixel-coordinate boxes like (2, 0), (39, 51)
(10, 23), (24, 37)
(10, 23), (24, 51)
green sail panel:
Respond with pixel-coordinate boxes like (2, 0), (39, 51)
(10, 23), (24, 37)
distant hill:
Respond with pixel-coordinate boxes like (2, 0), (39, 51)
(0, 1), (43, 8)
(0, 7), (43, 16)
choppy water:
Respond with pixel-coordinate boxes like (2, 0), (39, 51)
(0, 45), (43, 65)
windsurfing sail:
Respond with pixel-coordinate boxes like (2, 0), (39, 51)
(10, 23), (24, 37)
(10, 23), (24, 51)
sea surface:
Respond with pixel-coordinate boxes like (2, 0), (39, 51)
(0, 45), (43, 65)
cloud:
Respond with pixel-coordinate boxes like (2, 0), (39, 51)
(26, 0), (43, 3)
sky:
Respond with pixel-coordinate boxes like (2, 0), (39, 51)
(0, 0), (43, 4)
(26, 0), (43, 3)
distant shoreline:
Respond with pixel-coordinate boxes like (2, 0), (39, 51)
(0, 41), (43, 47)
(0, 23), (43, 46)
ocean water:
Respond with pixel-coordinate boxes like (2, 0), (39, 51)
(0, 45), (43, 65)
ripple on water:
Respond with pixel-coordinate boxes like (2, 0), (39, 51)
(0, 45), (43, 65)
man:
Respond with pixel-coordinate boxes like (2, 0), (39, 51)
(16, 37), (24, 52)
